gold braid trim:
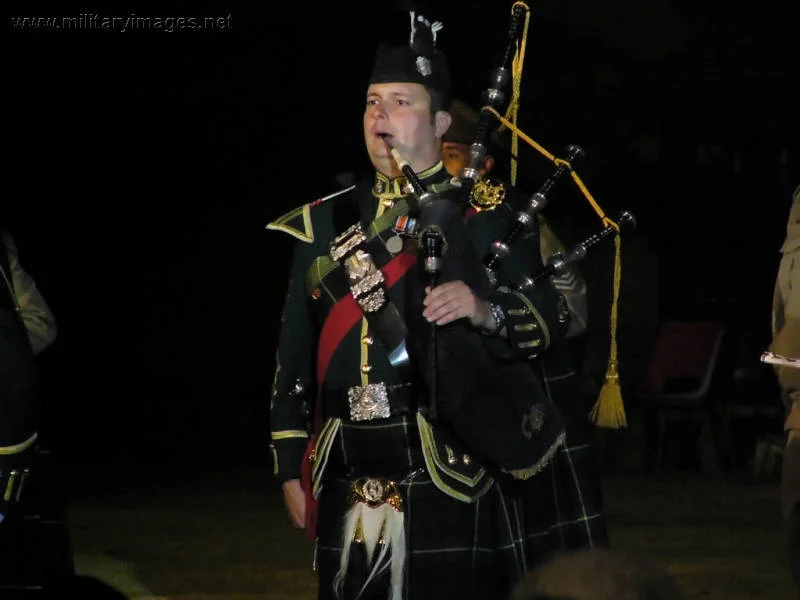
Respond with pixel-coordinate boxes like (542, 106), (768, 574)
(502, 431), (566, 480)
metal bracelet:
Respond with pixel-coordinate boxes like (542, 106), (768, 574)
(480, 301), (505, 336)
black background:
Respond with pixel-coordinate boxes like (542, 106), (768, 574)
(6, 1), (798, 467)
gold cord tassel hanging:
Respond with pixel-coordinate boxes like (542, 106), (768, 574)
(482, 0), (629, 428)
(590, 235), (627, 428)
(505, 2), (529, 187)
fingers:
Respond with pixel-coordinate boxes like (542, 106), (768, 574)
(291, 508), (305, 528)
(282, 479), (306, 528)
(423, 281), (476, 325)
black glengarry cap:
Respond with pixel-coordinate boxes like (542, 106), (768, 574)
(369, 8), (451, 107)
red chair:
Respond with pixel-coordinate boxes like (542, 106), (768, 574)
(636, 320), (733, 473)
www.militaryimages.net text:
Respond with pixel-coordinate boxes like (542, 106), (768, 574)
(9, 12), (233, 33)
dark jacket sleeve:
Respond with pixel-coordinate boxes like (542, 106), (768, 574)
(479, 206), (569, 361)
(538, 217), (588, 339)
(269, 240), (317, 483)
(2, 231), (57, 355)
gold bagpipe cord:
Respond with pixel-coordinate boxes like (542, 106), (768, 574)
(482, 1), (627, 428)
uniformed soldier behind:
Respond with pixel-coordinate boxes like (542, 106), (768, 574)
(439, 99), (610, 564)
(0, 229), (73, 593)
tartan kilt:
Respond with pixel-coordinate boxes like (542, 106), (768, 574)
(315, 418), (527, 600)
(521, 354), (610, 566)
(518, 440), (609, 567)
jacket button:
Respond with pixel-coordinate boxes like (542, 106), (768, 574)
(360, 364), (372, 374)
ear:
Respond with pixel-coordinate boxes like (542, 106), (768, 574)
(480, 155), (495, 177)
(434, 110), (452, 139)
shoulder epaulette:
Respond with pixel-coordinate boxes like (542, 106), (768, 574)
(266, 185), (356, 243)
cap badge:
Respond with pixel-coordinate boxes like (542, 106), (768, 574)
(415, 56), (432, 77)
(469, 178), (506, 211)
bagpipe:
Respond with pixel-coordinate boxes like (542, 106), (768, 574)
(457, 1), (637, 429)
(389, 141), (567, 479)
(399, 2), (637, 431)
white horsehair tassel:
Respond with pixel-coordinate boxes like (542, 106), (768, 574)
(409, 12), (444, 47)
(334, 501), (406, 600)
(430, 21), (443, 44)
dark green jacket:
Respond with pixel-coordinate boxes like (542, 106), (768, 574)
(268, 163), (569, 487)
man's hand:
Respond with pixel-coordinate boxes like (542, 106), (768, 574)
(423, 281), (492, 329)
(282, 479), (306, 528)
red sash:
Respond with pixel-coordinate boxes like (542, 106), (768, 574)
(302, 249), (417, 540)
(316, 250), (416, 399)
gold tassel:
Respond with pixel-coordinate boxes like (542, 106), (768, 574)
(590, 235), (627, 428)
(503, 2), (529, 188)
(475, 1), (628, 427)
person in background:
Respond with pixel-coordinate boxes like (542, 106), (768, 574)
(441, 98), (589, 345)
(0, 228), (57, 518)
(769, 183), (800, 592)
(440, 99), (609, 562)
(0, 227), (66, 590)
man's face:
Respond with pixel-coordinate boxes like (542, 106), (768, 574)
(442, 141), (493, 178)
(442, 141), (471, 177)
(363, 82), (446, 173)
